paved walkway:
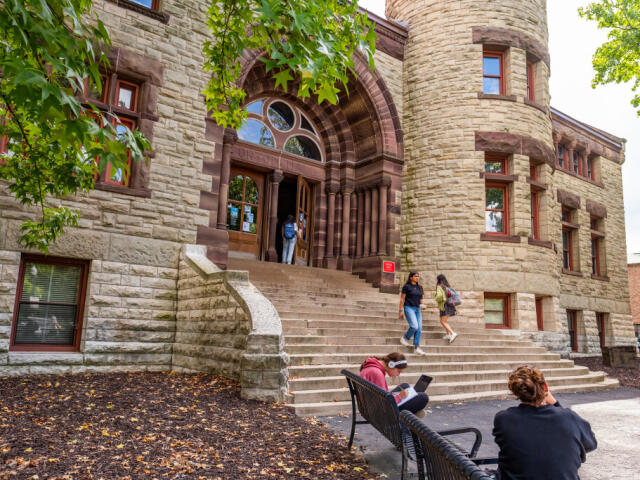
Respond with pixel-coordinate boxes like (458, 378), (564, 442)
(321, 387), (640, 480)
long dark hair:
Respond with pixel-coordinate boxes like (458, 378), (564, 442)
(285, 214), (295, 224)
(436, 274), (450, 288)
(360, 352), (407, 371)
(405, 271), (423, 294)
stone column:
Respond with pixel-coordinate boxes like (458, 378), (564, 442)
(567, 139), (577, 174)
(265, 171), (284, 262)
(378, 179), (390, 255)
(324, 183), (339, 268)
(338, 185), (353, 270)
(216, 129), (237, 229)
(356, 189), (364, 258)
(364, 188), (372, 256)
(371, 187), (379, 255)
(350, 193), (357, 257)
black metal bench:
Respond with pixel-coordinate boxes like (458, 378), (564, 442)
(401, 410), (499, 480)
(342, 369), (487, 480)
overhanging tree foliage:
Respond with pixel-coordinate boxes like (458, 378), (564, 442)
(203, 0), (377, 129)
(0, 0), (149, 252)
(579, 0), (640, 113)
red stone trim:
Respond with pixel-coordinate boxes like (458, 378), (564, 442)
(472, 27), (550, 68)
(526, 177), (548, 191)
(477, 93), (517, 102)
(528, 238), (553, 249)
(524, 98), (548, 114)
(105, 0), (169, 24)
(586, 199), (607, 218)
(555, 164), (605, 188)
(366, 10), (408, 61)
(561, 220), (580, 230)
(480, 234), (521, 243)
(562, 268), (583, 277)
(94, 182), (152, 198)
(590, 229), (605, 239)
(591, 274), (610, 282)
(479, 172), (518, 183)
(557, 189), (581, 209)
(475, 131), (556, 170)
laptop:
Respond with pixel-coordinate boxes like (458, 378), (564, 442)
(414, 374), (434, 393)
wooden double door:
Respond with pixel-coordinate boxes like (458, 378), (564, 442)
(227, 167), (314, 264)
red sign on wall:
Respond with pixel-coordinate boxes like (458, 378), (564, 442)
(382, 261), (395, 273)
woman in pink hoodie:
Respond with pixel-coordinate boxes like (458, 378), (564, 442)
(359, 352), (428, 417)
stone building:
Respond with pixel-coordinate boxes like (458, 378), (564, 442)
(0, 0), (636, 404)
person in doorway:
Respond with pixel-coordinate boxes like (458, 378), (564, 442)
(281, 214), (298, 264)
(399, 271), (427, 355)
(360, 352), (429, 417)
(435, 274), (458, 343)
(491, 364), (597, 480)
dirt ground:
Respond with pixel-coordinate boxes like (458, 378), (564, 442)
(0, 372), (372, 480)
(573, 356), (640, 389)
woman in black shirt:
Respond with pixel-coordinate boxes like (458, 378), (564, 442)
(492, 364), (597, 480)
(399, 271), (426, 355)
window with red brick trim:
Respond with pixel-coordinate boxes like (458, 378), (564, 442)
(10, 255), (89, 352)
(84, 76), (140, 187)
(557, 145), (566, 169)
(486, 183), (509, 235)
(529, 164), (538, 180)
(561, 207), (577, 271)
(526, 61), (535, 101)
(590, 216), (605, 277)
(596, 312), (606, 348)
(567, 310), (578, 352)
(485, 152), (508, 174)
(586, 157), (594, 180)
(531, 190), (540, 240)
(535, 297), (544, 331)
(483, 51), (504, 95)
(485, 293), (510, 329)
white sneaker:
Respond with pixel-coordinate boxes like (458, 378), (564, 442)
(442, 334), (451, 340)
(415, 347), (427, 355)
(400, 336), (411, 347)
(448, 332), (458, 344)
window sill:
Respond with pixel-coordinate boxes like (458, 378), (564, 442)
(477, 93), (517, 102)
(94, 182), (152, 198)
(526, 177), (548, 191)
(480, 172), (518, 183)
(524, 98), (548, 114)
(105, 0), (170, 24)
(561, 220), (580, 230)
(562, 269), (583, 277)
(528, 237), (553, 249)
(590, 229), (605, 239)
(485, 324), (511, 329)
(591, 274), (610, 282)
(480, 234), (521, 243)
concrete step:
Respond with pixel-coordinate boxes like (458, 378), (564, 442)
(288, 377), (620, 416)
(289, 366), (591, 391)
(288, 359), (579, 378)
(284, 335), (534, 347)
(287, 352), (561, 366)
(284, 344), (546, 355)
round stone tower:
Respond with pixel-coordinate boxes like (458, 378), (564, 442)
(387, 1), (561, 333)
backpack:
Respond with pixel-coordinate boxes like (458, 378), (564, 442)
(445, 287), (461, 306)
(284, 222), (296, 239)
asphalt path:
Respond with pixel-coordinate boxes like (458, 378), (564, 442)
(321, 387), (640, 480)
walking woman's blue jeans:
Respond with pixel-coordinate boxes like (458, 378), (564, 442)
(403, 306), (422, 347)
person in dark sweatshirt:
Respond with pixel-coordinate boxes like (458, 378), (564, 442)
(492, 364), (597, 480)
(359, 352), (429, 417)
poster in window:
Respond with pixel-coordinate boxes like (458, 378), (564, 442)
(230, 207), (239, 223)
(242, 221), (251, 233)
(246, 212), (254, 223)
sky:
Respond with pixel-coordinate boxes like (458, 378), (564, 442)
(359, 0), (640, 264)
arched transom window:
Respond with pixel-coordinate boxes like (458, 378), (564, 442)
(238, 99), (323, 162)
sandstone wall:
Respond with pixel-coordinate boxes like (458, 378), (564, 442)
(173, 246), (288, 402)
(629, 264), (640, 329)
(373, 50), (404, 127)
(387, 0), (635, 353)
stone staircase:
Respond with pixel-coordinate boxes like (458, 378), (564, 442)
(228, 259), (619, 416)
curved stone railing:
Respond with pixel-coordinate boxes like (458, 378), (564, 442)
(173, 245), (288, 402)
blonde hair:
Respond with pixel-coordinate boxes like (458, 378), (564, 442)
(508, 364), (546, 404)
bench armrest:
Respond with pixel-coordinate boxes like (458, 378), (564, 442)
(437, 427), (482, 458)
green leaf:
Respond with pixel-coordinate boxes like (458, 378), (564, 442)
(273, 70), (294, 91)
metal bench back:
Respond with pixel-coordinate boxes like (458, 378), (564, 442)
(401, 411), (495, 480)
(342, 369), (403, 450)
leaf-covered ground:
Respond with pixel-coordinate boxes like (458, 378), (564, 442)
(573, 356), (640, 389)
(0, 372), (374, 479)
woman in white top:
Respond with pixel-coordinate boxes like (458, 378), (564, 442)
(281, 214), (299, 264)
